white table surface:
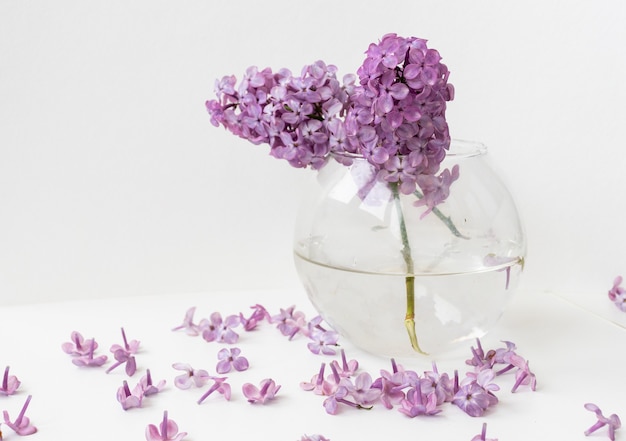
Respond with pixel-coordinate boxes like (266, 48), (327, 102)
(1, 287), (624, 441)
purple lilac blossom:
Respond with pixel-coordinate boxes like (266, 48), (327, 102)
(61, 331), (98, 356)
(145, 411), (187, 441)
(215, 347), (249, 374)
(206, 34), (456, 211)
(199, 312), (240, 344)
(136, 369), (166, 396)
(584, 403), (621, 441)
(271, 305), (307, 339)
(242, 378), (281, 404)
(172, 307), (201, 336)
(117, 380), (143, 410)
(106, 327), (140, 376)
(300, 435), (330, 441)
(71, 338), (108, 367)
(172, 363), (210, 389)
(2, 395), (37, 436)
(398, 382), (441, 417)
(608, 276), (626, 312)
(471, 422), (498, 441)
(0, 366), (20, 396)
(197, 377), (231, 404)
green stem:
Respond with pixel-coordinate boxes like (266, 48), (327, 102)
(391, 183), (427, 355)
(413, 189), (469, 239)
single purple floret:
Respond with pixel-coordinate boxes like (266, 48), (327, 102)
(242, 378), (281, 404)
(215, 347), (249, 374)
(584, 403), (621, 441)
(145, 410), (188, 441)
(0, 366), (20, 396)
(2, 394), (37, 435)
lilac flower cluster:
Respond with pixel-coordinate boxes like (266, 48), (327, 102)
(206, 34), (456, 207)
(608, 275), (626, 311)
(301, 339), (535, 418)
(343, 34), (455, 200)
(206, 62), (354, 170)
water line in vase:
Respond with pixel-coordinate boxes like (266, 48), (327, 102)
(391, 183), (427, 355)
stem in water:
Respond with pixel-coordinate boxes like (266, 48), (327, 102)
(391, 183), (427, 355)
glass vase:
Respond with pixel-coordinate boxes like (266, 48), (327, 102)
(293, 140), (526, 357)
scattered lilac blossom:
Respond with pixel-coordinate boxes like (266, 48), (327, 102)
(584, 403), (621, 441)
(2, 395), (37, 436)
(172, 363), (210, 389)
(0, 367), (20, 396)
(216, 347), (249, 374)
(342, 372), (381, 407)
(106, 327), (139, 376)
(71, 338), (108, 367)
(306, 317), (340, 355)
(116, 380), (143, 410)
(172, 307), (201, 336)
(145, 411), (187, 441)
(271, 306), (307, 339)
(239, 304), (271, 331)
(300, 363), (337, 396)
(452, 370), (499, 417)
(608, 276), (626, 312)
(242, 378), (281, 404)
(136, 369), (166, 396)
(398, 382), (441, 417)
(200, 312), (240, 344)
(471, 423), (498, 441)
(300, 435), (330, 441)
(197, 377), (231, 404)
(331, 349), (359, 378)
(61, 331), (98, 356)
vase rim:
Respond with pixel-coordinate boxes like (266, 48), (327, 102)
(448, 139), (487, 158)
(330, 139), (487, 162)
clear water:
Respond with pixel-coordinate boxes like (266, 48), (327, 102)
(294, 252), (524, 357)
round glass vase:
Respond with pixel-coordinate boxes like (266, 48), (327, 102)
(293, 140), (526, 357)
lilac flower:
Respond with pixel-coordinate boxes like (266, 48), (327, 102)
(61, 331), (98, 356)
(136, 369), (166, 396)
(197, 377), (231, 404)
(508, 354), (537, 392)
(342, 372), (381, 407)
(239, 304), (270, 331)
(608, 276), (626, 312)
(307, 324), (339, 356)
(452, 371), (498, 418)
(300, 435), (330, 441)
(71, 338), (108, 367)
(420, 362), (454, 405)
(172, 307), (200, 336)
(471, 423), (498, 441)
(271, 305), (307, 339)
(106, 327), (139, 376)
(322, 384), (351, 415)
(0, 366), (20, 396)
(172, 363), (210, 389)
(215, 347), (249, 374)
(116, 380), (143, 410)
(200, 312), (240, 344)
(242, 378), (281, 404)
(2, 395), (37, 435)
(300, 363), (336, 396)
(398, 382), (441, 417)
(330, 349), (359, 378)
(145, 411), (187, 441)
(584, 403), (621, 441)
(371, 368), (406, 410)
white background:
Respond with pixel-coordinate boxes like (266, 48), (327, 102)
(1, 0), (625, 305)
